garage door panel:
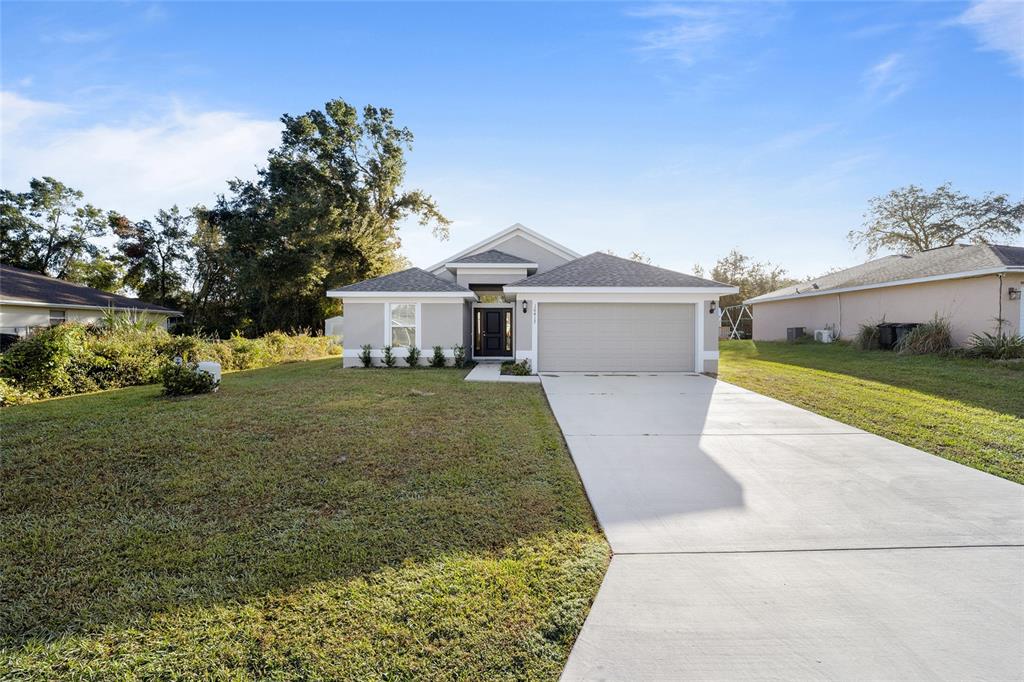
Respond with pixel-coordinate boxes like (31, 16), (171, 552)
(538, 303), (694, 372)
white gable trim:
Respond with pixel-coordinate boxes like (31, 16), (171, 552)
(426, 223), (580, 273)
(445, 261), (539, 270)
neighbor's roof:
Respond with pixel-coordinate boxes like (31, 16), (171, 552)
(506, 252), (734, 289)
(0, 264), (180, 313)
(327, 267), (475, 295)
(746, 243), (1024, 305)
(447, 249), (536, 265)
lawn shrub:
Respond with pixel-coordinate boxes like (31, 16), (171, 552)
(0, 323), (338, 403)
(430, 345), (446, 368)
(160, 360), (219, 396)
(404, 345), (421, 367)
(359, 344), (374, 367)
(452, 344), (466, 368)
(382, 346), (396, 367)
(897, 316), (952, 355)
(0, 377), (35, 406)
(964, 332), (1024, 360)
(853, 320), (882, 350)
(501, 359), (532, 375)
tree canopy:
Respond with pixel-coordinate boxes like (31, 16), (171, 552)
(849, 183), (1024, 257)
(0, 177), (106, 280)
(205, 99), (449, 334)
(694, 249), (798, 309)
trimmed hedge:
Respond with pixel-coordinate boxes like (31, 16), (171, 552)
(0, 324), (339, 404)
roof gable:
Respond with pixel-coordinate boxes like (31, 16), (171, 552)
(327, 267), (474, 296)
(506, 252), (732, 288)
(447, 249), (536, 265)
(0, 265), (180, 313)
(427, 223), (579, 273)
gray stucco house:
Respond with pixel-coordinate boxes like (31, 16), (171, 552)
(328, 224), (737, 373)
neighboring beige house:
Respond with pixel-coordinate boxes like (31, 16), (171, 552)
(746, 244), (1024, 345)
(328, 223), (737, 373)
(0, 264), (181, 341)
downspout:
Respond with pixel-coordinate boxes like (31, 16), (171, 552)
(837, 293), (842, 338)
(997, 273), (1004, 335)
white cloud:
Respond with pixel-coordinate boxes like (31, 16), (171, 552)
(958, 0), (1024, 74)
(628, 3), (779, 66)
(1, 90), (69, 134)
(1, 91), (281, 220)
(863, 52), (911, 103)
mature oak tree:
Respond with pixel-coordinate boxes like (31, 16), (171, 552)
(0, 177), (106, 279)
(110, 206), (193, 308)
(205, 98), (449, 334)
(849, 183), (1024, 257)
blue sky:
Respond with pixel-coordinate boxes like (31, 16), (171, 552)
(2, 1), (1022, 277)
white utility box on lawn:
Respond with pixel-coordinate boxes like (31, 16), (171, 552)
(197, 361), (222, 386)
(814, 329), (835, 343)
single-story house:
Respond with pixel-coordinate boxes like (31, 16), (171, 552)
(746, 243), (1024, 345)
(328, 223), (737, 373)
(0, 264), (181, 341)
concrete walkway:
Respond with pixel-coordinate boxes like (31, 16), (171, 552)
(540, 373), (1024, 680)
(464, 362), (539, 383)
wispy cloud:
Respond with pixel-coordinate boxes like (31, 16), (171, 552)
(41, 29), (108, 44)
(628, 3), (780, 66)
(0, 90), (68, 134)
(957, 0), (1024, 75)
(863, 52), (912, 103)
(1, 91), (281, 219)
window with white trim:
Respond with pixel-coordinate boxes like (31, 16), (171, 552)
(389, 303), (416, 347)
(49, 309), (66, 327)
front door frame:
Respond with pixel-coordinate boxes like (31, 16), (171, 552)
(472, 303), (514, 359)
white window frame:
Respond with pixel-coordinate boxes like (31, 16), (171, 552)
(385, 302), (421, 350)
(48, 309), (67, 327)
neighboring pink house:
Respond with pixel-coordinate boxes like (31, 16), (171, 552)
(747, 244), (1024, 345)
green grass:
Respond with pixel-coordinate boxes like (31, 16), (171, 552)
(719, 340), (1024, 484)
(0, 361), (609, 679)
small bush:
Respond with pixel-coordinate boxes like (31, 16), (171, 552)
(359, 344), (373, 367)
(501, 359), (532, 376)
(0, 377), (36, 406)
(897, 316), (952, 355)
(160, 361), (219, 396)
(430, 345), (446, 368)
(964, 332), (1024, 360)
(452, 344), (466, 368)
(854, 323), (880, 350)
(404, 346), (421, 367)
(382, 346), (396, 368)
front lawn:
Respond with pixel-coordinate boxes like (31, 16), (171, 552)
(719, 340), (1023, 483)
(0, 361), (608, 679)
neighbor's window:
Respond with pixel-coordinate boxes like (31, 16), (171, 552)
(49, 310), (66, 327)
(390, 303), (416, 347)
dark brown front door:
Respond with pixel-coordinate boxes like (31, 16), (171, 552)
(475, 308), (512, 357)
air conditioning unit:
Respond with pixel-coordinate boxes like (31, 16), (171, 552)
(814, 329), (834, 343)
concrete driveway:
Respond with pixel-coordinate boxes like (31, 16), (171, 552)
(542, 373), (1024, 680)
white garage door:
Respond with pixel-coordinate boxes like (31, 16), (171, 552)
(538, 303), (695, 372)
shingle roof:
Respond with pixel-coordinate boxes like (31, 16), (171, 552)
(0, 265), (180, 313)
(507, 252), (731, 288)
(448, 249), (535, 265)
(747, 243), (1024, 304)
(328, 267), (473, 293)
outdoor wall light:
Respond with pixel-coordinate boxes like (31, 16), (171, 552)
(1009, 287), (1021, 301)
(521, 299), (529, 313)
(709, 300), (717, 314)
